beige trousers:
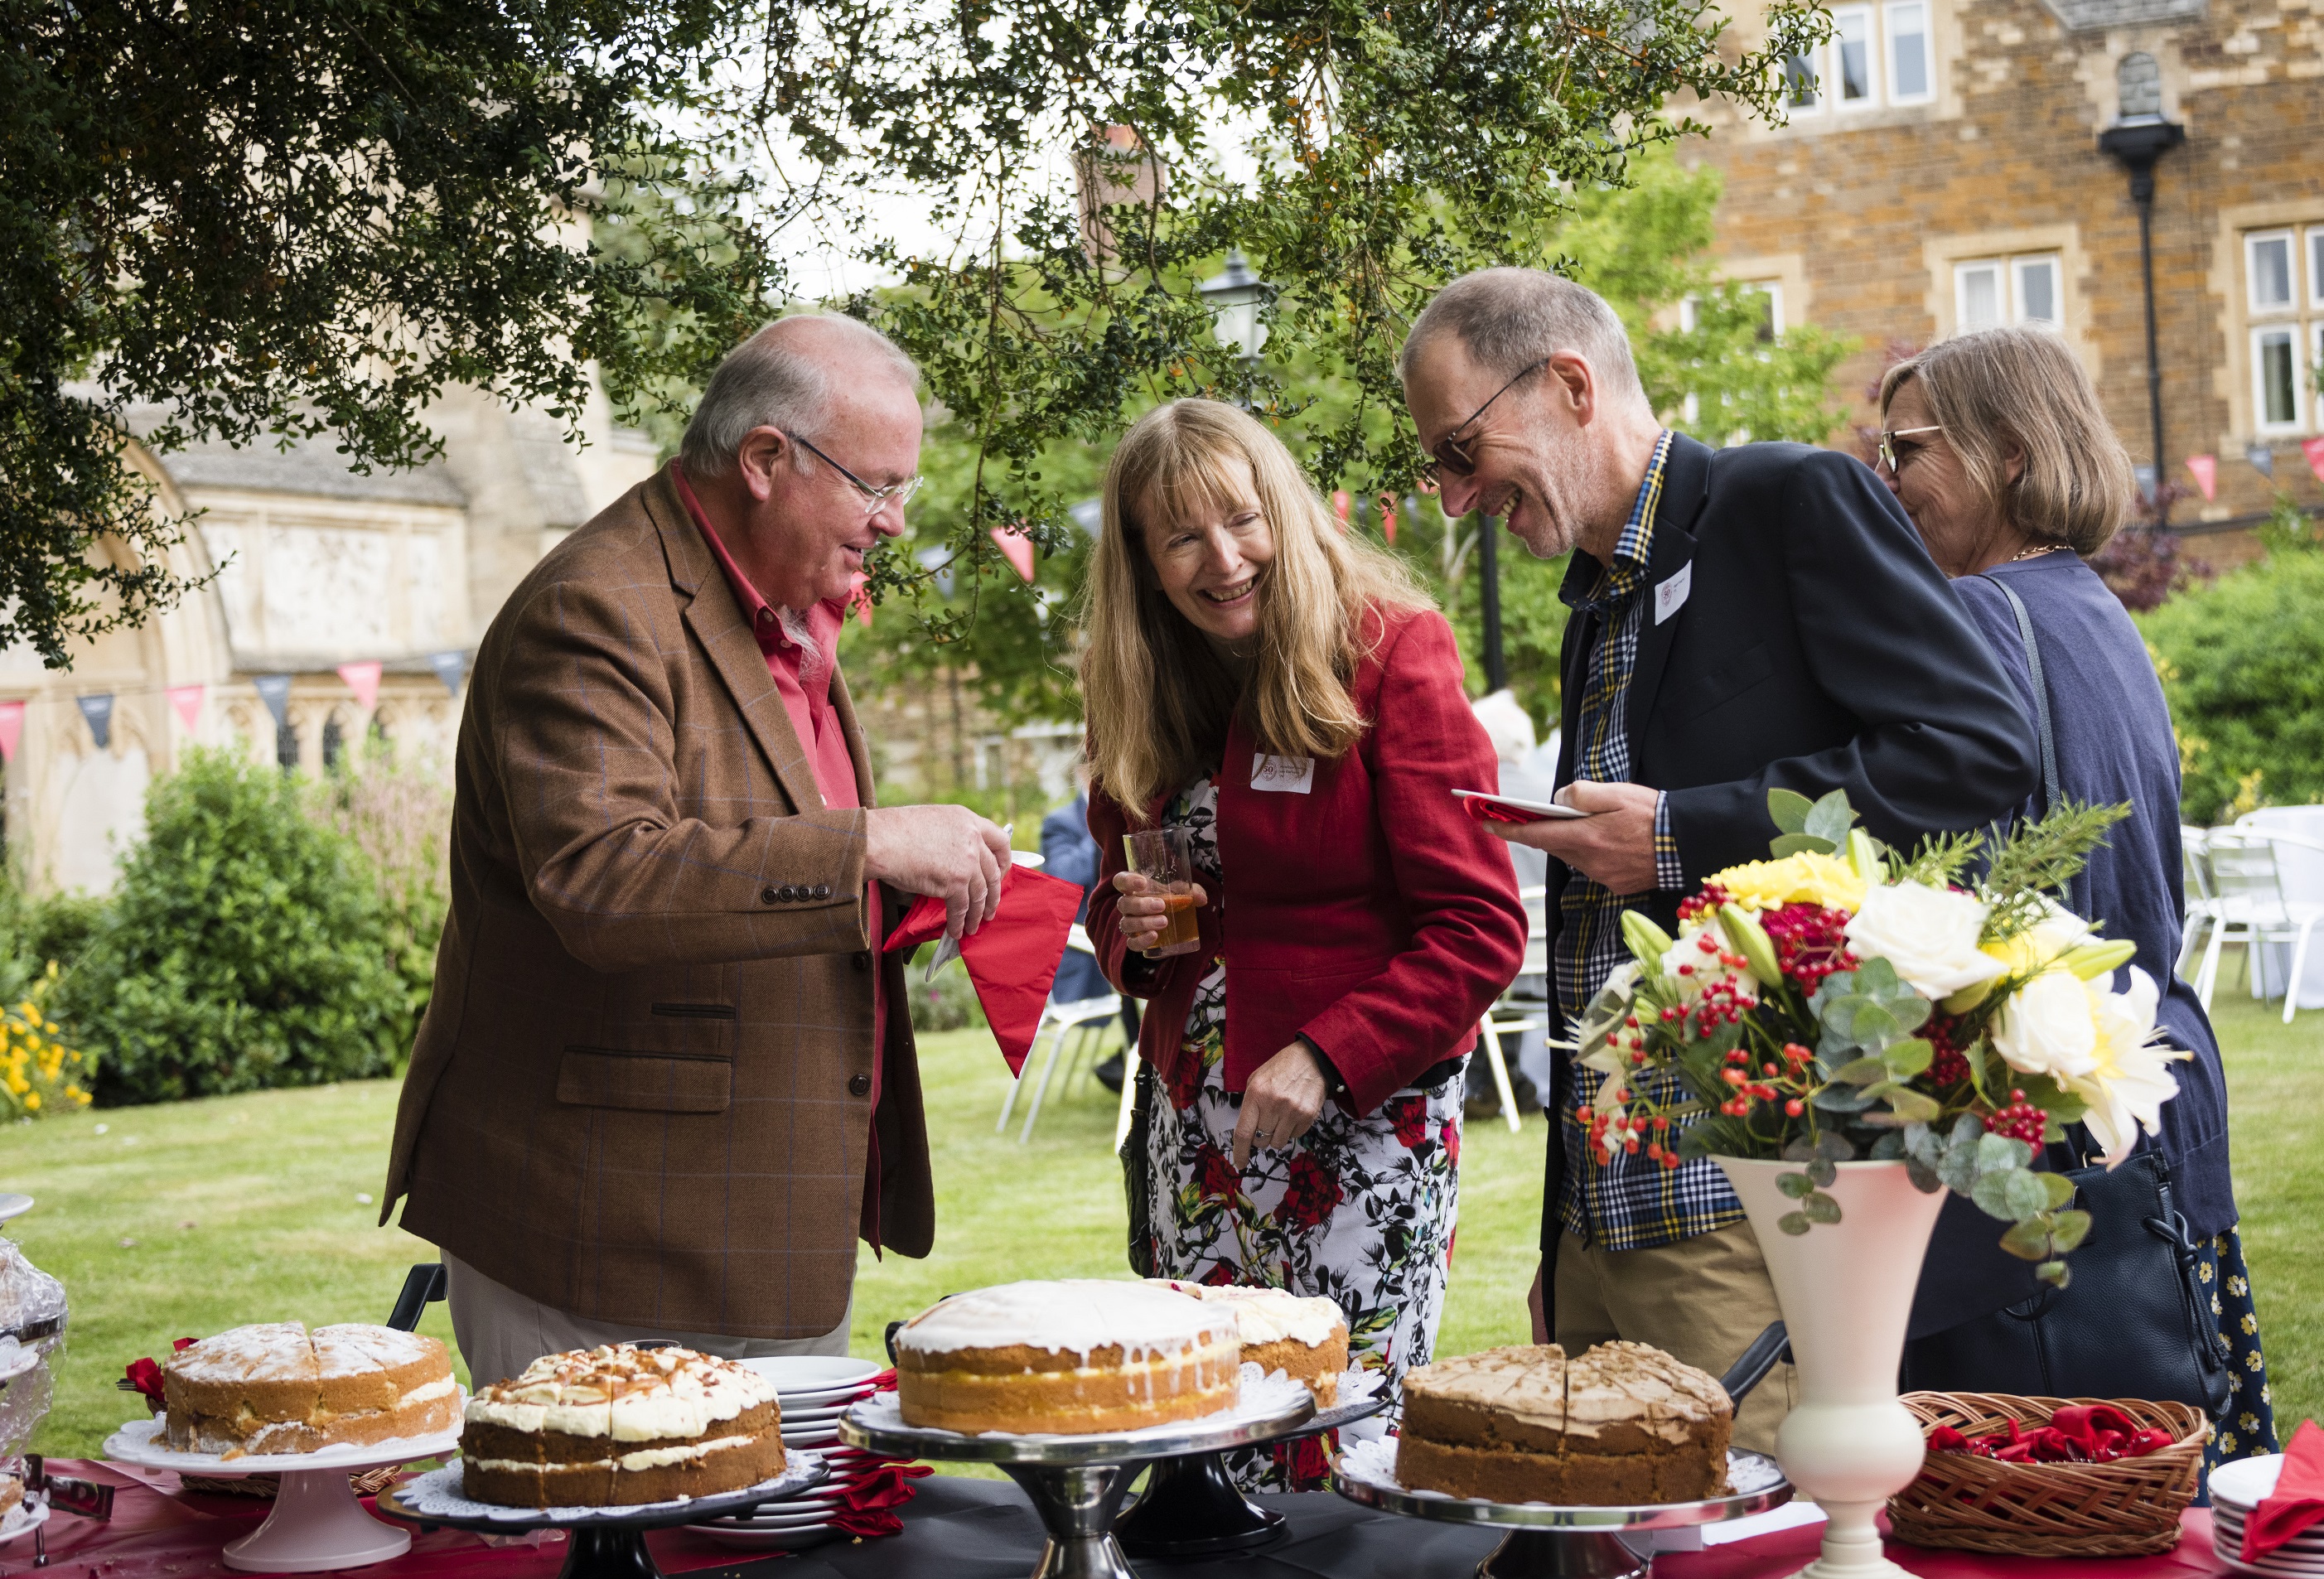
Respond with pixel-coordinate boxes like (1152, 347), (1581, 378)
(442, 1251), (853, 1390)
(1553, 1220), (1797, 1456)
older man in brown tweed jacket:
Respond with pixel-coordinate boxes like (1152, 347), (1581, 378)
(382, 315), (1010, 1387)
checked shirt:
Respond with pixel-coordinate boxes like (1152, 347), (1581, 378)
(1553, 429), (1744, 1251)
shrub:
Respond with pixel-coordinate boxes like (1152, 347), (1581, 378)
(62, 748), (413, 1105)
(2138, 548), (2324, 823)
(304, 745), (452, 1026)
(906, 952), (988, 1033)
(0, 966), (93, 1119)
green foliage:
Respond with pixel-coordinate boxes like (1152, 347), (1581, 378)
(1977, 799), (2132, 941)
(60, 750), (414, 1106)
(2138, 551), (2324, 823)
(303, 745), (454, 1029)
(906, 954), (988, 1034)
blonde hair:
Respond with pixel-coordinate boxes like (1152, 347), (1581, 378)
(1080, 400), (1431, 820)
(1878, 327), (2135, 557)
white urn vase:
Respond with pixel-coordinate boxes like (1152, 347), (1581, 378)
(1717, 1158), (1948, 1579)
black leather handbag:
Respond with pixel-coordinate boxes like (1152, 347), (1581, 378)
(1122, 1058), (1157, 1277)
(1902, 577), (2231, 1417)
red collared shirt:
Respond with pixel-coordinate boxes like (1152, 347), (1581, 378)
(673, 462), (892, 1251)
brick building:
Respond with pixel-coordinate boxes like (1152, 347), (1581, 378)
(1685, 0), (2324, 544)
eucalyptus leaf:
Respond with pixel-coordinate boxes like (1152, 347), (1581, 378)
(1768, 788), (1816, 835)
(1814, 1083), (1877, 1113)
(1906, 1157), (1944, 1193)
(1884, 1089), (1942, 1124)
(1972, 1166), (2052, 1220)
(1871, 1130), (1906, 1161)
(1801, 1191), (1843, 1224)
(1950, 1112), (1986, 1148)
(1975, 1132), (2034, 1173)
(1834, 1055), (1888, 1086)
(1781, 1136), (1821, 1163)
(2039, 1172), (2077, 1210)
(1777, 1171), (1816, 1199)
(1805, 1156), (1838, 1188)
(2047, 1209), (2093, 1254)
(1803, 789), (1856, 847)
(2036, 1260), (2073, 1289)
(1882, 1038), (1934, 1079)
(1999, 1217), (2054, 1261)
(1777, 1211), (1812, 1236)
(1815, 1131), (1856, 1161)
(1770, 833), (1838, 857)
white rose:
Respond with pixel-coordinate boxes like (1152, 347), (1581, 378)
(1990, 968), (2100, 1080)
(2070, 968), (2187, 1165)
(1841, 879), (2008, 999)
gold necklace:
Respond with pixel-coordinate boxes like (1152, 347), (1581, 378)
(2010, 543), (2062, 562)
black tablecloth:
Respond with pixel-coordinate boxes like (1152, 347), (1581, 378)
(703, 1475), (1505, 1577)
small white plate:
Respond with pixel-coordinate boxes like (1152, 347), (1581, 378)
(778, 1386), (882, 1412)
(2213, 1456), (2288, 1511)
(738, 1357), (883, 1393)
(777, 1403), (858, 1423)
(0, 1500), (51, 1546)
(710, 1508), (839, 1528)
(0, 1195), (32, 1225)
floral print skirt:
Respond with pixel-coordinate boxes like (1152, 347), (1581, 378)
(2205, 1225), (2278, 1472)
(1142, 1021), (1464, 1490)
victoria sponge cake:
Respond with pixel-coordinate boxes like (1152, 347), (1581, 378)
(162, 1322), (458, 1456)
(1396, 1341), (1731, 1505)
(461, 1345), (783, 1508)
(1149, 1281), (1350, 1403)
(896, 1280), (1240, 1435)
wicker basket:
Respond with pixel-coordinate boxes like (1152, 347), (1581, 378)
(1887, 1393), (2206, 1557)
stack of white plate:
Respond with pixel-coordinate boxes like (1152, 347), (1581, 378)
(685, 1356), (888, 1550)
(2212, 1455), (2323, 1578)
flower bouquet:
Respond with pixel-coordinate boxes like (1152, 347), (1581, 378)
(1570, 787), (2185, 1284)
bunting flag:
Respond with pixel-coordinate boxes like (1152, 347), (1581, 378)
(336, 660), (383, 712)
(254, 674), (293, 731)
(1378, 492), (1398, 545)
(2305, 436), (2324, 485)
(2246, 443), (2276, 480)
(76, 694), (114, 751)
(988, 526), (1036, 583)
(0, 701), (23, 765)
(167, 684), (205, 734)
(2185, 454), (2216, 502)
(1331, 490), (1351, 533)
(428, 650), (467, 697)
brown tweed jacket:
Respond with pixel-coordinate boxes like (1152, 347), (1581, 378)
(381, 466), (930, 1340)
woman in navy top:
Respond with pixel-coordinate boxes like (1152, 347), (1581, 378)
(1873, 326), (2271, 1467)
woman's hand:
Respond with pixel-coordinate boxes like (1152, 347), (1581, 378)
(1233, 1041), (1328, 1170)
(1109, 871), (1208, 953)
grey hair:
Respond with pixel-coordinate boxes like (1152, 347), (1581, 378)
(679, 313), (920, 479)
(1398, 268), (1645, 404)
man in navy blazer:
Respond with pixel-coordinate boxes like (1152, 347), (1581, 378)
(1399, 268), (2037, 1451)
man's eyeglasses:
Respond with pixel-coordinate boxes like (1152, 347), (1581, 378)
(1419, 358), (1550, 485)
(1877, 425), (1942, 476)
(789, 432), (924, 514)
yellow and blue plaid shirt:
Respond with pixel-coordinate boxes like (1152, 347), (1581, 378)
(1553, 430), (1744, 1251)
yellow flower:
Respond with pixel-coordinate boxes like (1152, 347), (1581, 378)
(1709, 852), (1867, 914)
(21, 1092), (36, 1111)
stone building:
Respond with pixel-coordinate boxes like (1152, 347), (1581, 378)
(1685, 0), (2324, 539)
(0, 389), (656, 894)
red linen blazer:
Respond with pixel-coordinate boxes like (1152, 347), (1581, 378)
(1085, 606), (1529, 1116)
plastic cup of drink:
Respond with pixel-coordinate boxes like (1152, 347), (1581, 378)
(1124, 827), (1202, 958)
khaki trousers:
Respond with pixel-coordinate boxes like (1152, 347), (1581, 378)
(1553, 1221), (1796, 1456)
(443, 1251), (853, 1391)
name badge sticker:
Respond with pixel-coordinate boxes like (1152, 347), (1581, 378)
(1655, 561), (1693, 625)
(1251, 753), (1317, 794)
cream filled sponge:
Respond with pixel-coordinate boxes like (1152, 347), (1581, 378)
(895, 1280), (1241, 1435)
(461, 1345), (783, 1507)
(1148, 1281), (1350, 1403)
(162, 1321), (459, 1456)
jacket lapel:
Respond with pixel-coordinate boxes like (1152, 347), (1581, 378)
(1623, 432), (1714, 744)
(647, 471), (827, 814)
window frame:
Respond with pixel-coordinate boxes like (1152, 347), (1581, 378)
(1884, 0), (1935, 105)
(2246, 229), (2297, 316)
(1782, 46), (1824, 114)
(2012, 256), (2061, 326)
(2252, 324), (2304, 435)
(1954, 259), (2006, 331)
(2308, 227), (2324, 313)
(1832, 5), (1879, 109)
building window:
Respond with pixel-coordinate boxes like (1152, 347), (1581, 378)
(2308, 227), (2324, 311)
(1785, 51), (1821, 111)
(1886, 1), (1932, 103)
(2254, 326), (2303, 432)
(1834, 7), (1877, 104)
(2116, 52), (2162, 118)
(1955, 254), (2061, 331)
(2248, 231), (2296, 313)
(2243, 223), (2321, 436)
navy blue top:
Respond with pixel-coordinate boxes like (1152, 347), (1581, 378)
(1040, 795), (1114, 1004)
(1954, 553), (2235, 1239)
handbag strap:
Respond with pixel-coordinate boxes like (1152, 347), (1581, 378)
(1980, 575), (2061, 816)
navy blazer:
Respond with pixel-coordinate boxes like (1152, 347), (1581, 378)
(1040, 795), (1114, 1005)
(1539, 433), (2041, 1253)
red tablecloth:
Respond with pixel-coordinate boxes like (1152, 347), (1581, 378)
(1660, 1511), (2231, 1579)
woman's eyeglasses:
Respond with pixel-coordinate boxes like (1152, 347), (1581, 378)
(789, 432), (924, 514)
(1419, 359), (1550, 484)
(1877, 425), (1942, 476)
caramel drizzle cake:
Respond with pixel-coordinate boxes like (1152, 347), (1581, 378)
(162, 1322), (459, 1456)
(461, 1345), (784, 1508)
(896, 1280), (1240, 1435)
(1397, 1341), (1732, 1506)
(1149, 1281), (1350, 1404)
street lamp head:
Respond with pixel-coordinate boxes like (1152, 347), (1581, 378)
(1199, 249), (1275, 360)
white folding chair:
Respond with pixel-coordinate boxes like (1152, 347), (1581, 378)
(2197, 830), (2324, 1021)
(1476, 1013), (1538, 1133)
(2177, 826), (2218, 984)
(998, 924), (1127, 1142)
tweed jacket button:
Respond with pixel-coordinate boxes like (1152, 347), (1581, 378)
(848, 1073), (872, 1097)
(813, 883), (832, 900)
(852, 951), (871, 972)
(761, 886), (781, 905)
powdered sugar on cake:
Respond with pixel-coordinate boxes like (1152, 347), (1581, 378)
(901, 1280), (1235, 1363)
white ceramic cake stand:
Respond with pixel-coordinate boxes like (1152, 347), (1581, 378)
(1335, 1441), (1795, 1579)
(104, 1415), (461, 1572)
(838, 1374), (1312, 1579)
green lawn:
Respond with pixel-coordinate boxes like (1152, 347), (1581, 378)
(7, 988), (2314, 1463)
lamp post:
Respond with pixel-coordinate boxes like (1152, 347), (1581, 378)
(2097, 113), (2184, 529)
(1198, 250), (1274, 396)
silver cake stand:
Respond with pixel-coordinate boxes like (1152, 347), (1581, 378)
(1336, 1445), (1794, 1579)
(376, 1454), (828, 1579)
(1114, 1385), (1388, 1559)
(839, 1383), (1312, 1579)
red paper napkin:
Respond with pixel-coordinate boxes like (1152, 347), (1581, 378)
(884, 866), (1082, 1073)
(824, 1461), (935, 1538)
(2244, 1419), (2324, 1560)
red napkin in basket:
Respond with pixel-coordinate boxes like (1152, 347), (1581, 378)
(2244, 1419), (2324, 1560)
(883, 866), (1082, 1073)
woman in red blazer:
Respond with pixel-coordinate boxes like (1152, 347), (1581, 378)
(1082, 400), (1527, 1480)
